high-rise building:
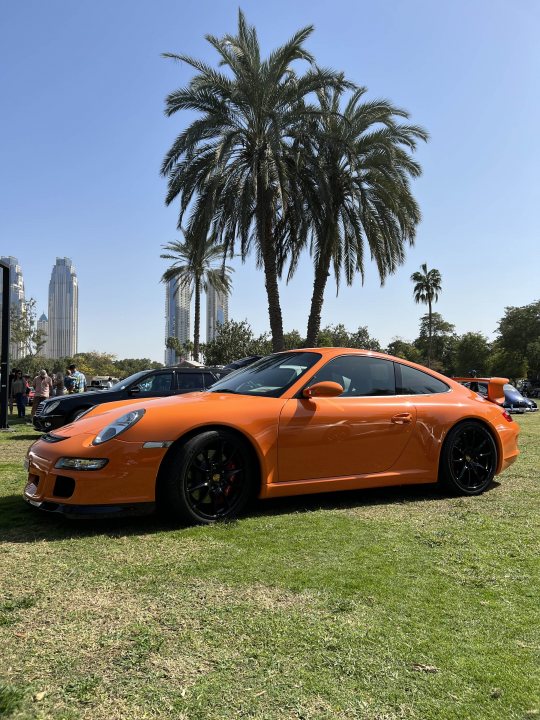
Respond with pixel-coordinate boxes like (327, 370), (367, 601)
(0, 255), (26, 359)
(37, 312), (49, 357)
(206, 285), (229, 343)
(47, 258), (78, 358)
(164, 278), (191, 365)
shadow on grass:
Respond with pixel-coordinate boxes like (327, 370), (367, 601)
(0, 480), (500, 545)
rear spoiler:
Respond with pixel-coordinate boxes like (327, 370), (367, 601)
(453, 377), (508, 406)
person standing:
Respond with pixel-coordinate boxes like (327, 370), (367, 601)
(8, 369), (17, 415)
(11, 371), (27, 418)
(54, 370), (65, 396)
(68, 364), (86, 393)
(32, 369), (53, 416)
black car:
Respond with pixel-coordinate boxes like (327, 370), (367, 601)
(33, 367), (219, 431)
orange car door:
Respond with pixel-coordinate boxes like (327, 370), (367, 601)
(277, 355), (418, 482)
(278, 395), (417, 482)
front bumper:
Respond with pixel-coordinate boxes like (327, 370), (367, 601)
(24, 495), (155, 519)
(24, 434), (167, 513)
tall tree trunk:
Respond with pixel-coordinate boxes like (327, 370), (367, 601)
(193, 276), (201, 361)
(257, 178), (284, 352)
(427, 298), (432, 368)
(305, 251), (331, 347)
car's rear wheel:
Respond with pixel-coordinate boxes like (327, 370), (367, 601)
(158, 430), (255, 525)
(439, 421), (497, 495)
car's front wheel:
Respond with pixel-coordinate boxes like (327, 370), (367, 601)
(439, 421), (498, 495)
(158, 430), (256, 524)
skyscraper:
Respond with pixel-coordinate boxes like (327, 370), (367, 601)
(37, 312), (49, 357)
(206, 285), (229, 343)
(47, 258), (78, 358)
(0, 255), (26, 359)
(164, 278), (191, 364)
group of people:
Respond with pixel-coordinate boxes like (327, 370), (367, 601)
(8, 364), (87, 419)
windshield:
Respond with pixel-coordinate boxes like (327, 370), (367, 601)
(110, 371), (149, 391)
(208, 352), (322, 397)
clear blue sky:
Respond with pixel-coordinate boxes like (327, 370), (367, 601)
(1, 0), (538, 361)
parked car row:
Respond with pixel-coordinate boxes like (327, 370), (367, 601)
(463, 380), (538, 414)
(32, 358), (260, 431)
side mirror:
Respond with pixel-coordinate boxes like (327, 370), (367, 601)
(303, 381), (344, 399)
(129, 385), (141, 395)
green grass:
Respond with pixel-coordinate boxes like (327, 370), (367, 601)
(0, 414), (539, 719)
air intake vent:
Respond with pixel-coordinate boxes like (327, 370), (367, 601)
(53, 476), (75, 498)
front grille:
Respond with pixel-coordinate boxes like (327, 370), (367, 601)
(35, 401), (46, 416)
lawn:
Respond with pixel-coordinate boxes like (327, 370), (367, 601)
(0, 414), (538, 720)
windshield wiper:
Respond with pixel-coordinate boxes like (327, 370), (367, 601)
(210, 388), (237, 394)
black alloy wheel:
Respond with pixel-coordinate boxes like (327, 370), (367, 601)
(159, 430), (255, 524)
(440, 421), (498, 495)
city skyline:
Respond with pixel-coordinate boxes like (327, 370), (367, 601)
(206, 286), (229, 345)
(47, 257), (78, 359)
(164, 277), (190, 364)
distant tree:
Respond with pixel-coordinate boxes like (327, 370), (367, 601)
(526, 339), (540, 381)
(411, 263), (442, 367)
(9, 299), (46, 360)
(203, 320), (270, 366)
(496, 300), (540, 357)
(386, 338), (422, 363)
(349, 326), (381, 351)
(283, 330), (304, 350)
(495, 300), (540, 380)
(315, 323), (380, 350)
(488, 346), (528, 383)
(165, 336), (183, 364)
(414, 312), (455, 373)
(161, 231), (232, 362)
(318, 323), (350, 347)
(453, 332), (491, 376)
(113, 358), (164, 377)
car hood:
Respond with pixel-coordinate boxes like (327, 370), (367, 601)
(51, 391), (280, 439)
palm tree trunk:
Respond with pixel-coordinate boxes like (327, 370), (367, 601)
(193, 276), (201, 361)
(427, 298), (432, 368)
(257, 179), (284, 352)
(305, 252), (331, 347)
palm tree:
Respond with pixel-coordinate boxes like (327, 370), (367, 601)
(287, 86), (428, 347)
(411, 263), (442, 367)
(161, 10), (344, 352)
(161, 231), (232, 362)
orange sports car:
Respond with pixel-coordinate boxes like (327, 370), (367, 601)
(23, 349), (519, 524)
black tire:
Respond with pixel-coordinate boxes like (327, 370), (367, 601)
(158, 430), (256, 525)
(439, 421), (497, 495)
(70, 407), (92, 423)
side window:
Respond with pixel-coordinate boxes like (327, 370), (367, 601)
(202, 373), (216, 389)
(137, 373), (173, 393)
(395, 364), (449, 395)
(307, 356), (395, 397)
(177, 372), (204, 391)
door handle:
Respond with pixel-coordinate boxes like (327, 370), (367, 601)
(391, 412), (412, 424)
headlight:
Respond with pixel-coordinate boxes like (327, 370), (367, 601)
(55, 457), (109, 470)
(92, 409), (145, 445)
(43, 400), (60, 415)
